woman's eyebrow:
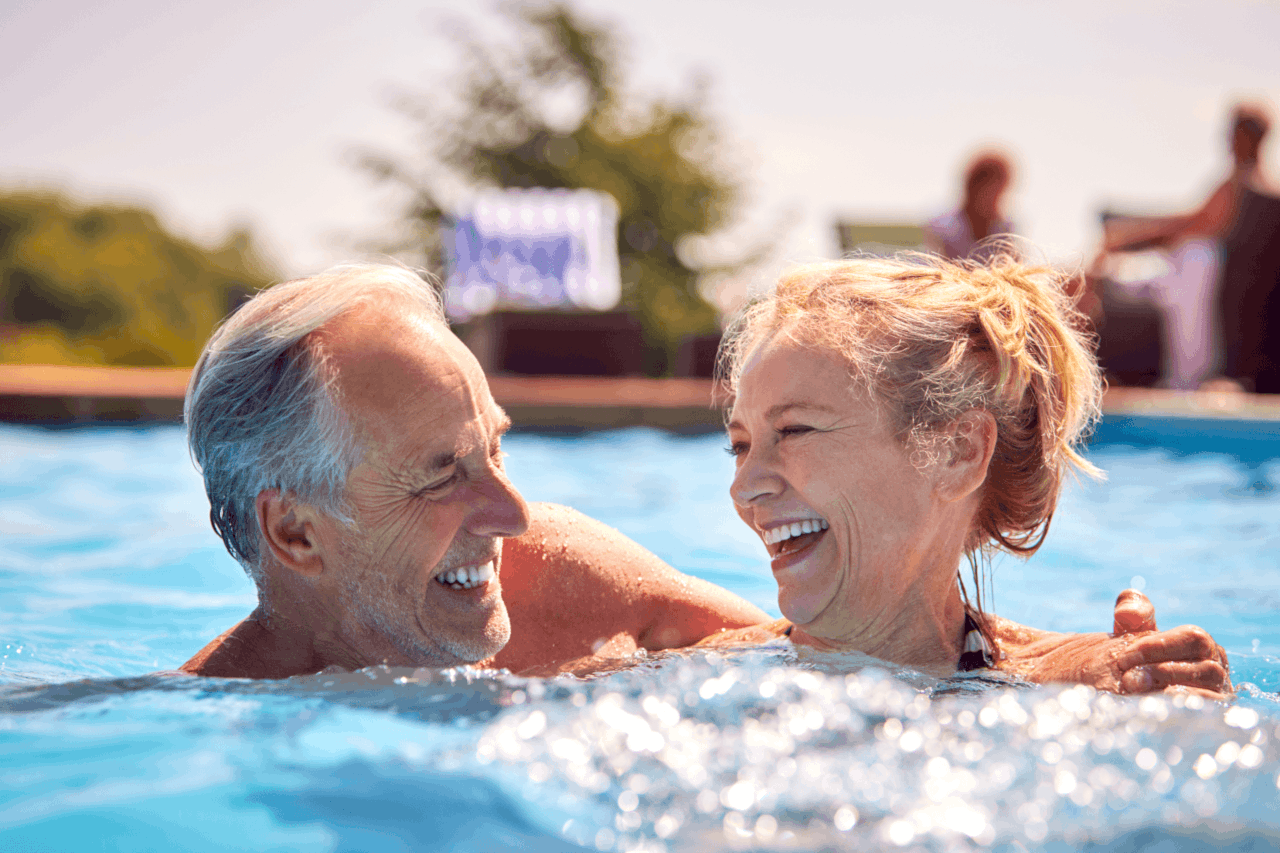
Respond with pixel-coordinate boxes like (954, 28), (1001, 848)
(727, 401), (840, 431)
(764, 401), (841, 419)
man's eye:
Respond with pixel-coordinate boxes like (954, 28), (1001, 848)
(413, 475), (456, 497)
(778, 425), (813, 437)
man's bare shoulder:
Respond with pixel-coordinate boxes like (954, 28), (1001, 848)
(503, 503), (766, 621)
(180, 616), (313, 679)
(502, 502), (671, 592)
(493, 503), (767, 673)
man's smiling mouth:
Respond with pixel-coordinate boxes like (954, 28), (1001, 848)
(762, 519), (829, 558)
(434, 560), (496, 590)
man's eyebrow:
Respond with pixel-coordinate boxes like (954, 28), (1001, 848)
(422, 414), (509, 473)
(425, 450), (459, 473)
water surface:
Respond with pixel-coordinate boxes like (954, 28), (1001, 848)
(2, 421), (1278, 851)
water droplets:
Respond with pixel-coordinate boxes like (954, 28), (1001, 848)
(436, 653), (1280, 851)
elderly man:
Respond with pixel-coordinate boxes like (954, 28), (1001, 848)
(181, 264), (763, 678)
(182, 264), (1227, 693)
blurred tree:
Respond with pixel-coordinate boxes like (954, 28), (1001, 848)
(0, 191), (276, 366)
(360, 3), (757, 375)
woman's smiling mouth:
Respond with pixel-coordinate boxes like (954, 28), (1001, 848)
(762, 518), (829, 558)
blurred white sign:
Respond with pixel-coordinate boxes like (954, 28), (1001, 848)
(443, 188), (621, 320)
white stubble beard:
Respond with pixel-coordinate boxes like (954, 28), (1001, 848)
(337, 530), (511, 668)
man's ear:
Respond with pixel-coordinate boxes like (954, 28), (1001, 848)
(256, 489), (327, 577)
(935, 409), (997, 503)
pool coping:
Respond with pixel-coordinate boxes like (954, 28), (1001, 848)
(3, 364), (1280, 429)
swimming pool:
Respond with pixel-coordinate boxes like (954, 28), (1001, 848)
(1, 419), (1278, 851)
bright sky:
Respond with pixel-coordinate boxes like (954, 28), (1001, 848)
(4, 0), (1278, 288)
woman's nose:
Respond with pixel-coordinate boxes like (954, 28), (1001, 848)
(730, 449), (782, 507)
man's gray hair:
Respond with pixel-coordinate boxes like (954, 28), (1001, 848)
(185, 263), (446, 581)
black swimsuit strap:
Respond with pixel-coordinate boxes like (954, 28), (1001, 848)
(957, 610), (995, 672)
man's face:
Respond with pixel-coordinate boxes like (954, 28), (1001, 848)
(312, 300), (529, 667)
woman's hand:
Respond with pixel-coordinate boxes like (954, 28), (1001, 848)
(992, 590), (1232, 698)
(1107, 589), (1232, 697)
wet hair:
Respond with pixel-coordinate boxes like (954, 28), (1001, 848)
(185, 263), (445, 582)
(717, 253), (1103, 618)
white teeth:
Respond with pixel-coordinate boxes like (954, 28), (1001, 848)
(763, 519), (828, 545)
(436, 560), (496, 589)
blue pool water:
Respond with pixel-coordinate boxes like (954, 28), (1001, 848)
(2, 418), (1279, 851)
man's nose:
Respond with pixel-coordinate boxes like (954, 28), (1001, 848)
(468, 466), (530, 538)
(729, 448), (782, 508)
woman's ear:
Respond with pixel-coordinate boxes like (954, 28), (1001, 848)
(936, 409), (997, 502)
(256, 489), (327, 577)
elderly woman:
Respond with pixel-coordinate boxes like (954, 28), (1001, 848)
(705, 253), (1229, 692)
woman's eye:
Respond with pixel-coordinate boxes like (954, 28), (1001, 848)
(724, 441), (748, 458)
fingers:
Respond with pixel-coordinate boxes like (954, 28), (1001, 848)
(1113, 589), (1157, 635)
(1120, 659), (1231, 694)
(1114, 624), (1218, 670)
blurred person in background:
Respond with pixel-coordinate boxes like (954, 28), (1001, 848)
(1103, 103), (1280, 392)
(925, 150), (1017, 263)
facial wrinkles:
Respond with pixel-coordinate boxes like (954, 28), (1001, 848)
(768, 399), (903, 639)
(814, 486), (898, 644)
(780, 428), (856, 633)
(834, 450), (938, 645)
(414, 541), (511, 664)
(330, 528), (422, 662)
(335, 518), (504, 666)
(352, 411), (488, 568)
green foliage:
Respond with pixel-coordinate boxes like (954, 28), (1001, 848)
(361, 3), (749, 375)
(0, 190), (276, 366)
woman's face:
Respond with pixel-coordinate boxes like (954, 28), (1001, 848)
(727, 334), (958, 642)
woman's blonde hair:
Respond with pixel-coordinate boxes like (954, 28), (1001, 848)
(717, 252), (1103, 563)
